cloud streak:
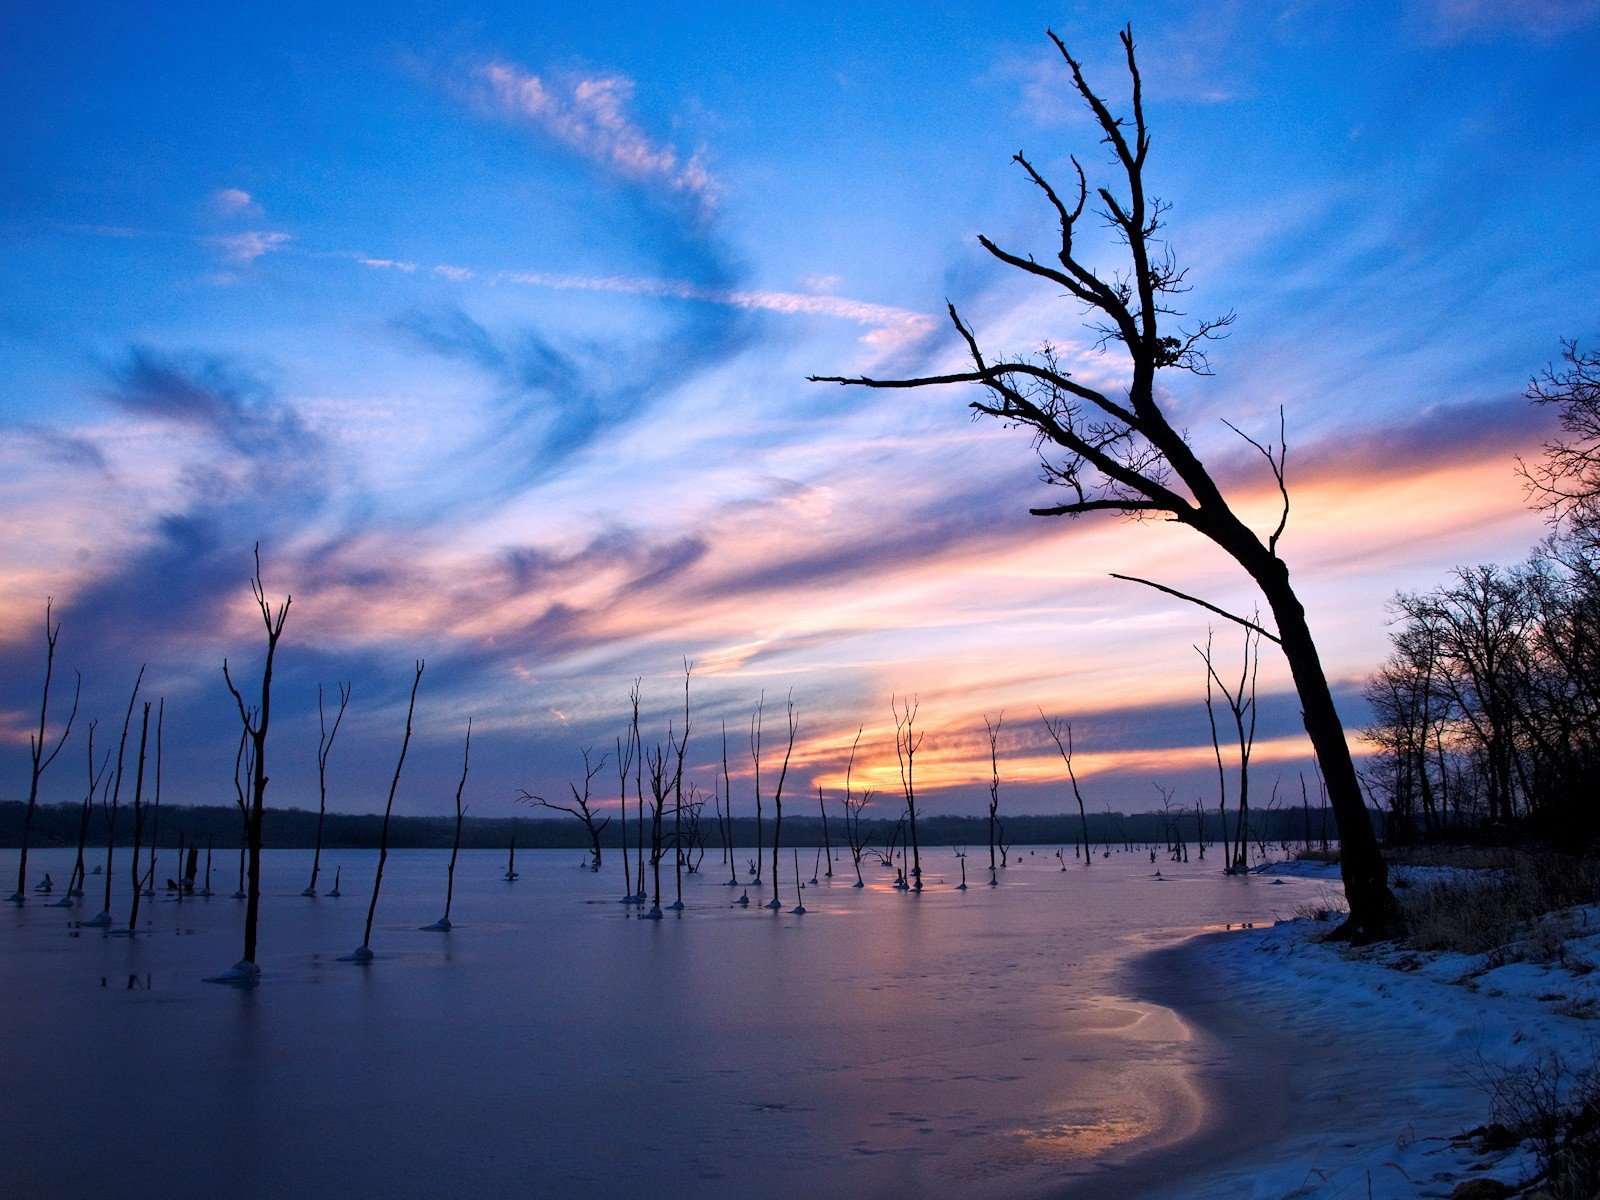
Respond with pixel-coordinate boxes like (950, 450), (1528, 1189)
(474, 60), (715, 205)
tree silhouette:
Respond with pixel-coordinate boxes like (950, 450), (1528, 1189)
(812, 27), (1391, 938)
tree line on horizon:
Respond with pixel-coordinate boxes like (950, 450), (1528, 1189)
(1365, 340), (1600, 845)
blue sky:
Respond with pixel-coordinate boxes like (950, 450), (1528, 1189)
(1, 0), (1596, 818)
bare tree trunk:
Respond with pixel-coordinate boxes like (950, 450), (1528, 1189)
(425, 721), (471, 930)
(219, 546), (291, 979)
(91, 668), (144, 926)
(811, 25), (1392, 938)
(123, 703), (151, 935)
(11, 600), (79, 903)
(345, 661), (423, 962)
(894, 697), (923, 891)
(767, 697), (797, 909)
(750, 695), (765, 883)
(307, 682), (350, 896)
(984, 714), (1002, 884)
(68, 720), (104, 901)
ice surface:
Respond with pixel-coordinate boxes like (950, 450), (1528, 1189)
(0, 846), (1331, 1200)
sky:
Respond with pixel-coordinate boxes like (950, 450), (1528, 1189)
(1, 0), (1597, 820)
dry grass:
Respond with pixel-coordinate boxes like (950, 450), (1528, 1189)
(1399, 852), (1600, 956)
(1475, 1049), (1600, 1199)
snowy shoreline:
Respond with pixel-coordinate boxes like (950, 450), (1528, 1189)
(1111, 861), (1600, 1200)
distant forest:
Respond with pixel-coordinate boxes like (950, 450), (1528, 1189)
(0, 799), (1344, 853)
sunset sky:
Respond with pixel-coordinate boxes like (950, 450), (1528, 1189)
(1, 1), (1596, 818)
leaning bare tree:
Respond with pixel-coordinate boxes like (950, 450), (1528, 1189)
(423, 720), (472, 931)
(766, 695), (798, 910)
(217, 545), (290, 983)
(1040, 712), (1092, 867)
(812, 27), (1390, 937)
(343, 660), (424, 963)
(10, 599), (80, 903)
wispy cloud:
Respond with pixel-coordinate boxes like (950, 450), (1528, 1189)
(209, 230), (291, 264)
(498, 269), (934, 345)
(474, 60), (716, 204)
(357, 253), (933, 344)
(207, 187), (260, 218)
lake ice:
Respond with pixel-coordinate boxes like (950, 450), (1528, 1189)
(0, 845), (1330, 1199)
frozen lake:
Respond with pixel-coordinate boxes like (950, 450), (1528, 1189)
(0, 844), (1328, 1199)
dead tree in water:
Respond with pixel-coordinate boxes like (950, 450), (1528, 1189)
(524, 748), (610, 871)
(121, 703), (152, 935)
(1041, 712), (1092, 866)
(811, 25), (1392, 939)
(65, 720), (107, 901)
(766, 695), (798, 910)
(143, 699), (164, 897)
(306, 682), (351, 896)
(720, 721), (738, 885)
(423, 721), (472, 931)
(983, 713), (1003, 884)
(817, 782), (834, 878)
(615, 723), (637, 900)
(629, 681), (645, 900)
(893, 696), (923, 891)
(10, 599), (80, 903)
(670, 663), (693, 910)
(749, 694), (766, 883)
(230, 728), (252, 899)
(89, 668), (144, 927)
(643, 738), (670, 919)
(343, 661), (423, 962)
(1199, 626), (1260, 872)
(218, 546), (290, 982)
(841, 729), (874, 887)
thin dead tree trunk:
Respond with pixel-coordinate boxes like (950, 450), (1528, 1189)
(630, 681), (645, 900)
(307, 682), (351, 896)
(122, 703), (151, 935)
(231, 727), (251, 900)
(344, 661), (423, 962)
(893, 696), (923, 891)
(818, 783), (833, 877)
(644, 740), (669, 919)
(767, 696), (798, 909)
(91, 668), (144, 926)
(671, 662), (692, 910)
(218, 545), (290, 981)
(145, 699), (163, 898)
(1041, 712), (1092, 867)
(749, 694), (765, 884)
(616, 724), (636, 900)
(841, 729), (872, 887)
(984, 713), (1003, 884)
(67, 720), (105, 901)
(1200, 626), (1260, 871)
(721, 721), (738, 885)
(811, 25), (1391, 938)
(11, 599), (80, 903)
(424, 721), (471, 930)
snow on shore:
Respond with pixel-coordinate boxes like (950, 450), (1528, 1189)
(1165, 869), (1600, 1199)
